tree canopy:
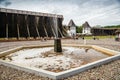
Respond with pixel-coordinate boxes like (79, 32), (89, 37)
(104, 25), (120, 28)
(76, 26), (82, 33)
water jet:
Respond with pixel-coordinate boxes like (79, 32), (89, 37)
(53, 15), (62, 52)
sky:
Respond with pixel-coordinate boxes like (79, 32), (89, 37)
(0, 0), (120, 26)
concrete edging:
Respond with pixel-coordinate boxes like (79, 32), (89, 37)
(0, 44), (120, 79)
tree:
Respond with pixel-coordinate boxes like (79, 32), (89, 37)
(104, 25), (120, 28)
(76, 26), (82, 33)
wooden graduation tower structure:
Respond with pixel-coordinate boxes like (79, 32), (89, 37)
(0, 8), (63, 39)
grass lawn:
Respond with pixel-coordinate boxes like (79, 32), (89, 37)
(83, 35), (115, 39)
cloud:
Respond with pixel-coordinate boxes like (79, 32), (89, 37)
(0, 0), (11, 7)
(0, 0), (120, 26)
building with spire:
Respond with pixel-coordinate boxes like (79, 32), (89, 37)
(67, 19), (76, 37)
(82, 21), (92, 35)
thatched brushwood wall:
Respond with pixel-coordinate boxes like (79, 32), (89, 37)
(0, 8), (63, 39)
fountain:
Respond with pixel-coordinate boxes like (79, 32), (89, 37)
(0, 14), (120, 79)
(53, 15), (62, 52)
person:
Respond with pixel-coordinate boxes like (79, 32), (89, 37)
(82, 37), (84, 40)
(72, 33), (75, 40)
(115, 35), (119, 41)
(93, 36), (96, 40)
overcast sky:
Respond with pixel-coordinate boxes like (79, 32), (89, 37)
(0, 0), (120, 26)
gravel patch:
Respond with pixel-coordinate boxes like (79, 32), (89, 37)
(0, 38), (120, 80)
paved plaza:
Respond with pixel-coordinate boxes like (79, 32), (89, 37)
(0, 38), (120, 80)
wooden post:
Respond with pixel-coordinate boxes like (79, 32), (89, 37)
(6, 24), (8, 39)
(43, 17), (48, 37)
(17, 14), (20, 39)
(6, 13), (8, 40)
(54, 38), (62, 52)
(51, 25), (56, 37)
(27, 24), (30, 38)
(35, 17), (40, 38)
(25, 15), (30, 38)
(58, 27), (63, 37)
(43, 25), (48, 37)
(17, 24), (20, 39)
(49, 18), (56, 37)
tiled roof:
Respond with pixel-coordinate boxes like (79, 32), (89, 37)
(82, 21), (91, 28)
(68, 19), (76, 27)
